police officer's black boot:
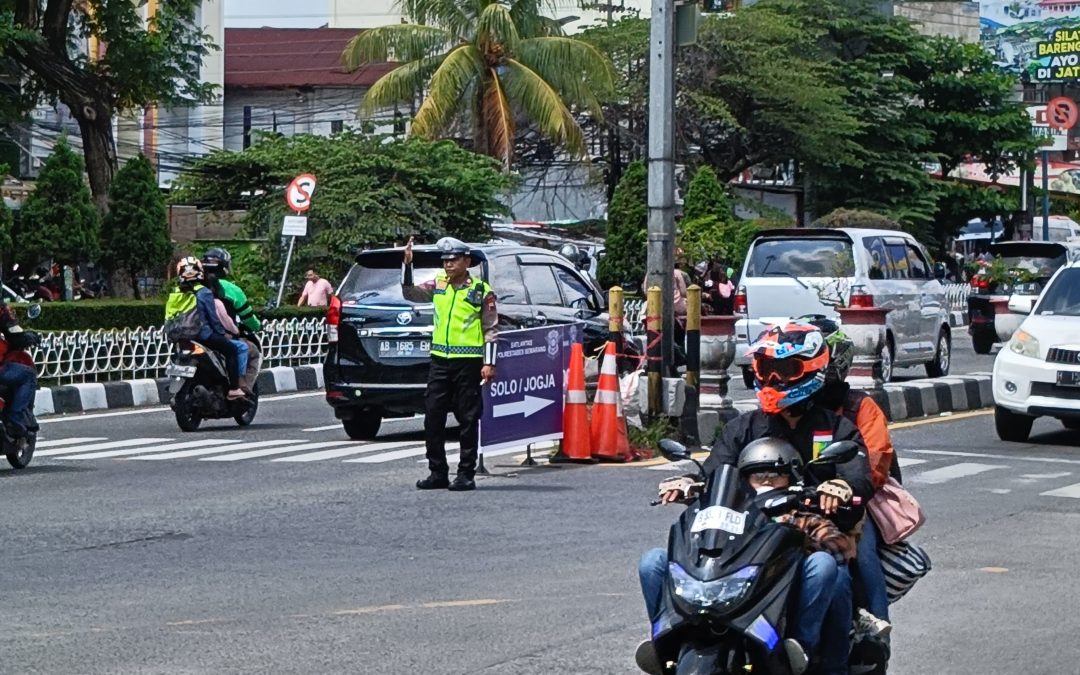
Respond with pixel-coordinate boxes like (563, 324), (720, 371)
(447, 473), (475, 492)
(416, 473), (450, 490)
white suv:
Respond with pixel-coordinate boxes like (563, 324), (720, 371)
(992, 260), (1080, 441)
(734, 228), (952, 385)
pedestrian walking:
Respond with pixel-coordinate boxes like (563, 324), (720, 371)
(402, 236), (498, 492)
(297, 269), (334, 307)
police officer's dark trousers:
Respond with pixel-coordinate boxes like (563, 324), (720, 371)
(424, 355), (482, 479)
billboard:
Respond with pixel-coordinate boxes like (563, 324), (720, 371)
(981, 0), (1080, 80)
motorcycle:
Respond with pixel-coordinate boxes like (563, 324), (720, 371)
(0, 303), (42, 469)
(641, 438), (886, 675)
(166, 339), (258, 431)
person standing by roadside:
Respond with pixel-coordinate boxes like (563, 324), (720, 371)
(297, 269), (334, 307)
(704, 263), (735, 315)
(402, 236), (498, 492)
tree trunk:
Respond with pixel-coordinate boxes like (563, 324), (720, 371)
(69, 102), (117, 214)
(130, 270), (142, 300)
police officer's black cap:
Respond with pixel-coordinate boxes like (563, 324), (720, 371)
(437, 237), (471, 260)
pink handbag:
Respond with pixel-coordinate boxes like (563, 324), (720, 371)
(867, 478), (925, 545)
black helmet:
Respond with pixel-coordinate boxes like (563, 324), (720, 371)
(737, 437), (803, 477)
(799, 314), (855, 384)
(201, 247), (232, 277)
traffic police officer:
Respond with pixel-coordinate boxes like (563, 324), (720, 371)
(403, 236), (498, 492)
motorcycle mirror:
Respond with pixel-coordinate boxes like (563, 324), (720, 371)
(658, 438), (690, 462)
(812, 440), (859, 465)
(26, 303), (41, 320)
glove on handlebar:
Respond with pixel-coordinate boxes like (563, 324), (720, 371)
(658, 476), (703, 498)
(816, 479), (853, 503)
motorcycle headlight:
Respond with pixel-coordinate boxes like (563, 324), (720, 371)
(668, 562), (759, 613)
(1009, 330), (1040, 359)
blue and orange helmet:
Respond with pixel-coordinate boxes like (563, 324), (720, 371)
(746, 321), (830, 413)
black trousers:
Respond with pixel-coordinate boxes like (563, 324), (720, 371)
(199, 334), (240, 389)
(424, 356), (482, 478)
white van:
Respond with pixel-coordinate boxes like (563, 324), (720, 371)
(734, 228), (952, 385)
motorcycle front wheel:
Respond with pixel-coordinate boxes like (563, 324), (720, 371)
(173, 383), (202, 432)
(5, 431), (36, 469)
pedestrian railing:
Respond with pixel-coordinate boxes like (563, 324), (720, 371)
(33, 318), (329, 385)
(622, 283), (970, 335)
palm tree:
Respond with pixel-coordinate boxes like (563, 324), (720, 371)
(342, 0), (614, 170)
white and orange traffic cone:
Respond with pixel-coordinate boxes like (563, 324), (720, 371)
(550, 342), (596, 464)
(591, 341), (633, 463)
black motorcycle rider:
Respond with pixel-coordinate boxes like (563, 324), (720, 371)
(0, 299), (39, 438)
(637, 321), (872, 675)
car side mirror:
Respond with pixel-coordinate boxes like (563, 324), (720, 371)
(811, 440), (859, 465)
(1007, 295), (1033, 315)
(658, 438), (691, 462)
(934, 263), (947, 280)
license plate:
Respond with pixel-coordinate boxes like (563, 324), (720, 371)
(691, 506), (747, 536)
(166, 364), (197, 378)
(377, 339), (430, 358)
(1057, 371), (1080, 387)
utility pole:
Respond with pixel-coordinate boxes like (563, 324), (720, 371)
(647, 0), (676, 378)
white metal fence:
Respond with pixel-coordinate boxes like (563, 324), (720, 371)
(33, 318), (328, 385)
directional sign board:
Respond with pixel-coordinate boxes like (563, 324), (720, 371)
(285, 173), (317, 213)
(1029, 105), (1070, 151)
(479, 324), (581, 453)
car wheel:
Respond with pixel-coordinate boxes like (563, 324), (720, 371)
(1063, 419), (1080, 431)
(995, 405), (1034, 442)
(972, 331), (995, 355)
(878, 337), (894, 384)
(925, 331), (951, 378)
(741, 366), (755, 390)
(343, 410), (381, 440)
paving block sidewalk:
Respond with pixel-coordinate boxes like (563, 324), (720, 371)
(33, 365), (325, 416)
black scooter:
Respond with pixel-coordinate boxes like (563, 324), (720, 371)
(167, 339), (258, 431)
(642, 438), (882, 675)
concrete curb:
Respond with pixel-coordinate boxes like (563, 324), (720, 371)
(34, 364), (325, 416)
(695, 373), (992, 444)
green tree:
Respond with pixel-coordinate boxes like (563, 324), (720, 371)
(17, 135), (99, 266)
(171, 132), (515, 289)
(0, 164), (12, 272)
(101, 154), (172, 299)
(678, 166), (737, 265)
(597, 160), (647, 290)
(0, 0), (217, 211)
(342, 0), (614, 168)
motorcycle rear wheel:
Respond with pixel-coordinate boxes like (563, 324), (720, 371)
(173, 384), (202, 432)
(5, 432), (35, 469)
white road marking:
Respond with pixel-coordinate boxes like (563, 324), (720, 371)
(36, 438), (173, 457)
(37, 392), (322, 424)
(909, 449), (1080, 466)
(346, 442), (460, 464)
(897, 457), (928, 468)
(35, 437), (107, 448)
(1040, 483), (1080, 499)
(271, 440), (418, 462)
(56, 439), (243, 460)
(301, 424), (342, 432)
(129, 440), (301, 460)
(200, 441), (361, 462)
(909, 462), (1005, 485)
(1015, 472), (1073, 484)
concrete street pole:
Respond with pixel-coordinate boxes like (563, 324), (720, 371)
(647, 0), (676, 380)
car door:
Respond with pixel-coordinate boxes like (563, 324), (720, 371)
(519, 259), (567, 327)
(905, 242), (942, 354)
(881, 237), (920, 362)
(487, 255), (534, 330)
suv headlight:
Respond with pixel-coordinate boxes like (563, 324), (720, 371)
(1009, 330), (1041, 359)
(668, 562), (759, 612)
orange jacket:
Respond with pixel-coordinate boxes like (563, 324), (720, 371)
(842, 391), (894, 490)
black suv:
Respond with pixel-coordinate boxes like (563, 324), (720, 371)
(323, 243), (630, 439)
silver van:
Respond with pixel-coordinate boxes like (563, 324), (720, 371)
(734, 228), (951, 385)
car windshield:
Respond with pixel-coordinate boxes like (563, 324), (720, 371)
(1036, 269), (1080, 316)
(337, 254), (482, 305)
(745, 239), (855, 277)
(998, 254), (1066, 278)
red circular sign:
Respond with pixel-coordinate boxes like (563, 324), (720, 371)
(1048, 97), (1078, 131)
(285, 174), (317, 213)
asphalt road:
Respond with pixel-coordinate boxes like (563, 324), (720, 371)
(5, 390), (1079, 674)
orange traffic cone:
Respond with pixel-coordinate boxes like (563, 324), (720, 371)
(591, 341), (633, 463)
(550, 342), (596, 464)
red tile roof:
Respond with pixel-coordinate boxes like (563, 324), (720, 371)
(225, 28), (396, 89)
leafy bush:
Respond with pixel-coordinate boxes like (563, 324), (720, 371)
(815, 208), (902, 231)
(597, 160), (648, 290)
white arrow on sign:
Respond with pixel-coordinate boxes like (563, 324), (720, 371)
(493, 395), (555, 418)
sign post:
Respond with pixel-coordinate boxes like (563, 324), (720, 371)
(276, 174), (316, 307)
(478, 324), (580, 470)
(1028, 98), (1078, 241)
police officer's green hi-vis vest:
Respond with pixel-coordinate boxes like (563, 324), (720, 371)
(431, 271), (491, 359)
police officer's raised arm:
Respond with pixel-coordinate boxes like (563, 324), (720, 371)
(401, 236), (435, 303)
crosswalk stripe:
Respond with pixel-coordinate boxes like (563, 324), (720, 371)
(128, 440), (301, 461)
(270, 440), (417, 462)
(302, 424), (342, 432)
(37, 438), (173, 457)
(56, 439), (244, 460)
(345, 442), (459, 464)
(1040, 482), (1080, 498)
(36, 437), (108, 449)
(897, 457), (927, 468)
(200, 440), (362, 462)
(909, 462), (1004, 485)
